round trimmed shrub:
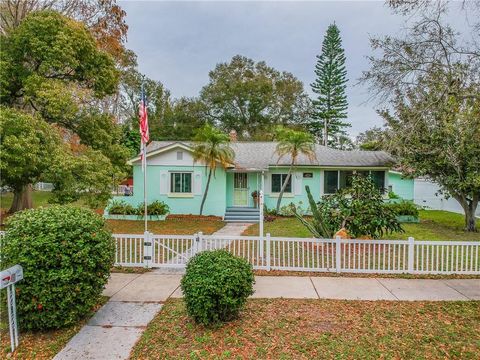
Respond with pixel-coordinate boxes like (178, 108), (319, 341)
(1, 206), (115, 330)
(181, 250), (254, 326)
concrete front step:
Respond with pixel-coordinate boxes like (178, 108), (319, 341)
(224, 219), (259, 223)
(226, 207), (260, 213)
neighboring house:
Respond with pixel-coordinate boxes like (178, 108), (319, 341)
(387, 171), (480, 217)
(112, 141), (394, 221)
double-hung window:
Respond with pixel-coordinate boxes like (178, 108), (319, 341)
(271, 174), (292, 193)
(170, 172), (192, 193)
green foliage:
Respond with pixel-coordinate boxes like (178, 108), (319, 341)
(121, 125), (141, 157)
(138, 201), (170, 216)
(385, 200), (419, 217)
(292, 185), (335, 238)
(47, 147), (115, 209)
(356, 126), (387, 151)
(181, 250), (254, 326)
(193, 125), (235, 215)
(107, 200), (137, 215)
(0, 11), (123, 212)
(310, 24), (350, 147)
(1, 206), (115, 330)
(0, 107), (61, 191)
(1, 10), (118, 112)
(107, 200), (170, 216)
(200, 55), (311, 139)
(296, 176), (403, 238)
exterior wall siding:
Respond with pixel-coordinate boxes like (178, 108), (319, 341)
(264, 168), (321, 212)
(113, 164), (227, 217)
(388, 172), (414, 200)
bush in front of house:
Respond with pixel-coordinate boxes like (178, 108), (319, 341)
(293, 175), (404, 239)
(107, 200), (169, 216)
(181, 250), (254, 326)
(385, 200), (419, 217)
(1, 206), (115, 330)
(107, 199), (137, 215)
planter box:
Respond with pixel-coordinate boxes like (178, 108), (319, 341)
(104, 214), (167, 221)
(396, 215), (419, 223)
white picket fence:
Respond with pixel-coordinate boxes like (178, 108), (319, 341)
(114, 232), (480, 275)
(1, 230), (477, 274)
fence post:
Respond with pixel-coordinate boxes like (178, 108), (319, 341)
(143, 231), (152, 268)
(408, 236), (415, 273)
(335, 236), (341, 273)
(266, 233), (271, 271)
(259, 232), (264, 264)
(198, 231), (204, 253)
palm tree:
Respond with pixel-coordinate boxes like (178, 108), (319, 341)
(275, 127), (316, 213)
(193, 125), (235, 215)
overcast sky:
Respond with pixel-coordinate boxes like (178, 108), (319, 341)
(119, 0), (466, 136)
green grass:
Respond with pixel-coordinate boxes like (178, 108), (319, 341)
(244, 210), (480, 241)
(0, 191), (54, 211)
(131, 299), (480, 359)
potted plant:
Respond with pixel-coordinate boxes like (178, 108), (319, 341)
(251, 191), (259, 208)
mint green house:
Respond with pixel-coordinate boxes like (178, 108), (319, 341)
(114, 141), (395, 222)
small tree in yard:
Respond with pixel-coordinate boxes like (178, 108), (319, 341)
(193, 125), (234, 215)
(274, 127), (316, 213)
(294, 175), (403, 239)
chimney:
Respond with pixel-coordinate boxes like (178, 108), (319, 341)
(229, 129), (237, 142)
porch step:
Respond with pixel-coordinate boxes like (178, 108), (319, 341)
(224, 207), (260, 223)
(225, 207), (260, 213)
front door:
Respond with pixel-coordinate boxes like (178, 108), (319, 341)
(233, 173), (249, 206)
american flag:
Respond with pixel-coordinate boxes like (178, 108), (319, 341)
(139, 85), (149, 170)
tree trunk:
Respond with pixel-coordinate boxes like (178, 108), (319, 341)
(453, 193), (478, 232)
(465, 208), (477, 232)
(9, 184), (33, 213)
(323, 119), (328, 146)
(276, 166), (293, 213)
(199, 169), (213, 216)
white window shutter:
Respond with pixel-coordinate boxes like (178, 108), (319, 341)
(159, 170), (169, 194)
(194, 171), (202, 195)
(263, 173), (271, 195)
(294, 172), (302, 195)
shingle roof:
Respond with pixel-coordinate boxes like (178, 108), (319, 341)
(145, 141), (394, 169)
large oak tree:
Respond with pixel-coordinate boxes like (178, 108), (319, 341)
(0, 10), (122, 212)
(200, 55), (311, 139)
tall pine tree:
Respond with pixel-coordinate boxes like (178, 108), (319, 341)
(310, 23), (349, 147)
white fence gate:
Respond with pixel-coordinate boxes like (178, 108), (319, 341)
(113, 232), (480, 275)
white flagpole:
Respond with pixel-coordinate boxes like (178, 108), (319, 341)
(143, 141), (147, 232)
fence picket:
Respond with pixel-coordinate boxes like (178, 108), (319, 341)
(85, 232), (480, 275)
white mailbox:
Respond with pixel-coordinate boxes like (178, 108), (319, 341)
(1, 264), (24, 289)
(1, 264), (23, 352)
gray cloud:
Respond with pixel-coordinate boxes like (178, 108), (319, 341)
(120, 1), (466, 136)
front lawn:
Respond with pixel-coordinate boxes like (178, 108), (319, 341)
(106, 218), (225, 235)
(244, 210), (480, 241)
(0, 191), (54, 211)
(0, 296), (108, 360)
(131, 298), (480, 359)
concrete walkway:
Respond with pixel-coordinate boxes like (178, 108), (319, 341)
(55, 274), (478, 359)
(54, 224), (254, 359)
(154, 222), (251, 272)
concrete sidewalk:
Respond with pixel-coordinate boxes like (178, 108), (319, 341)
(110, 273), (479, 301)
(55, 274), (479, 359)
